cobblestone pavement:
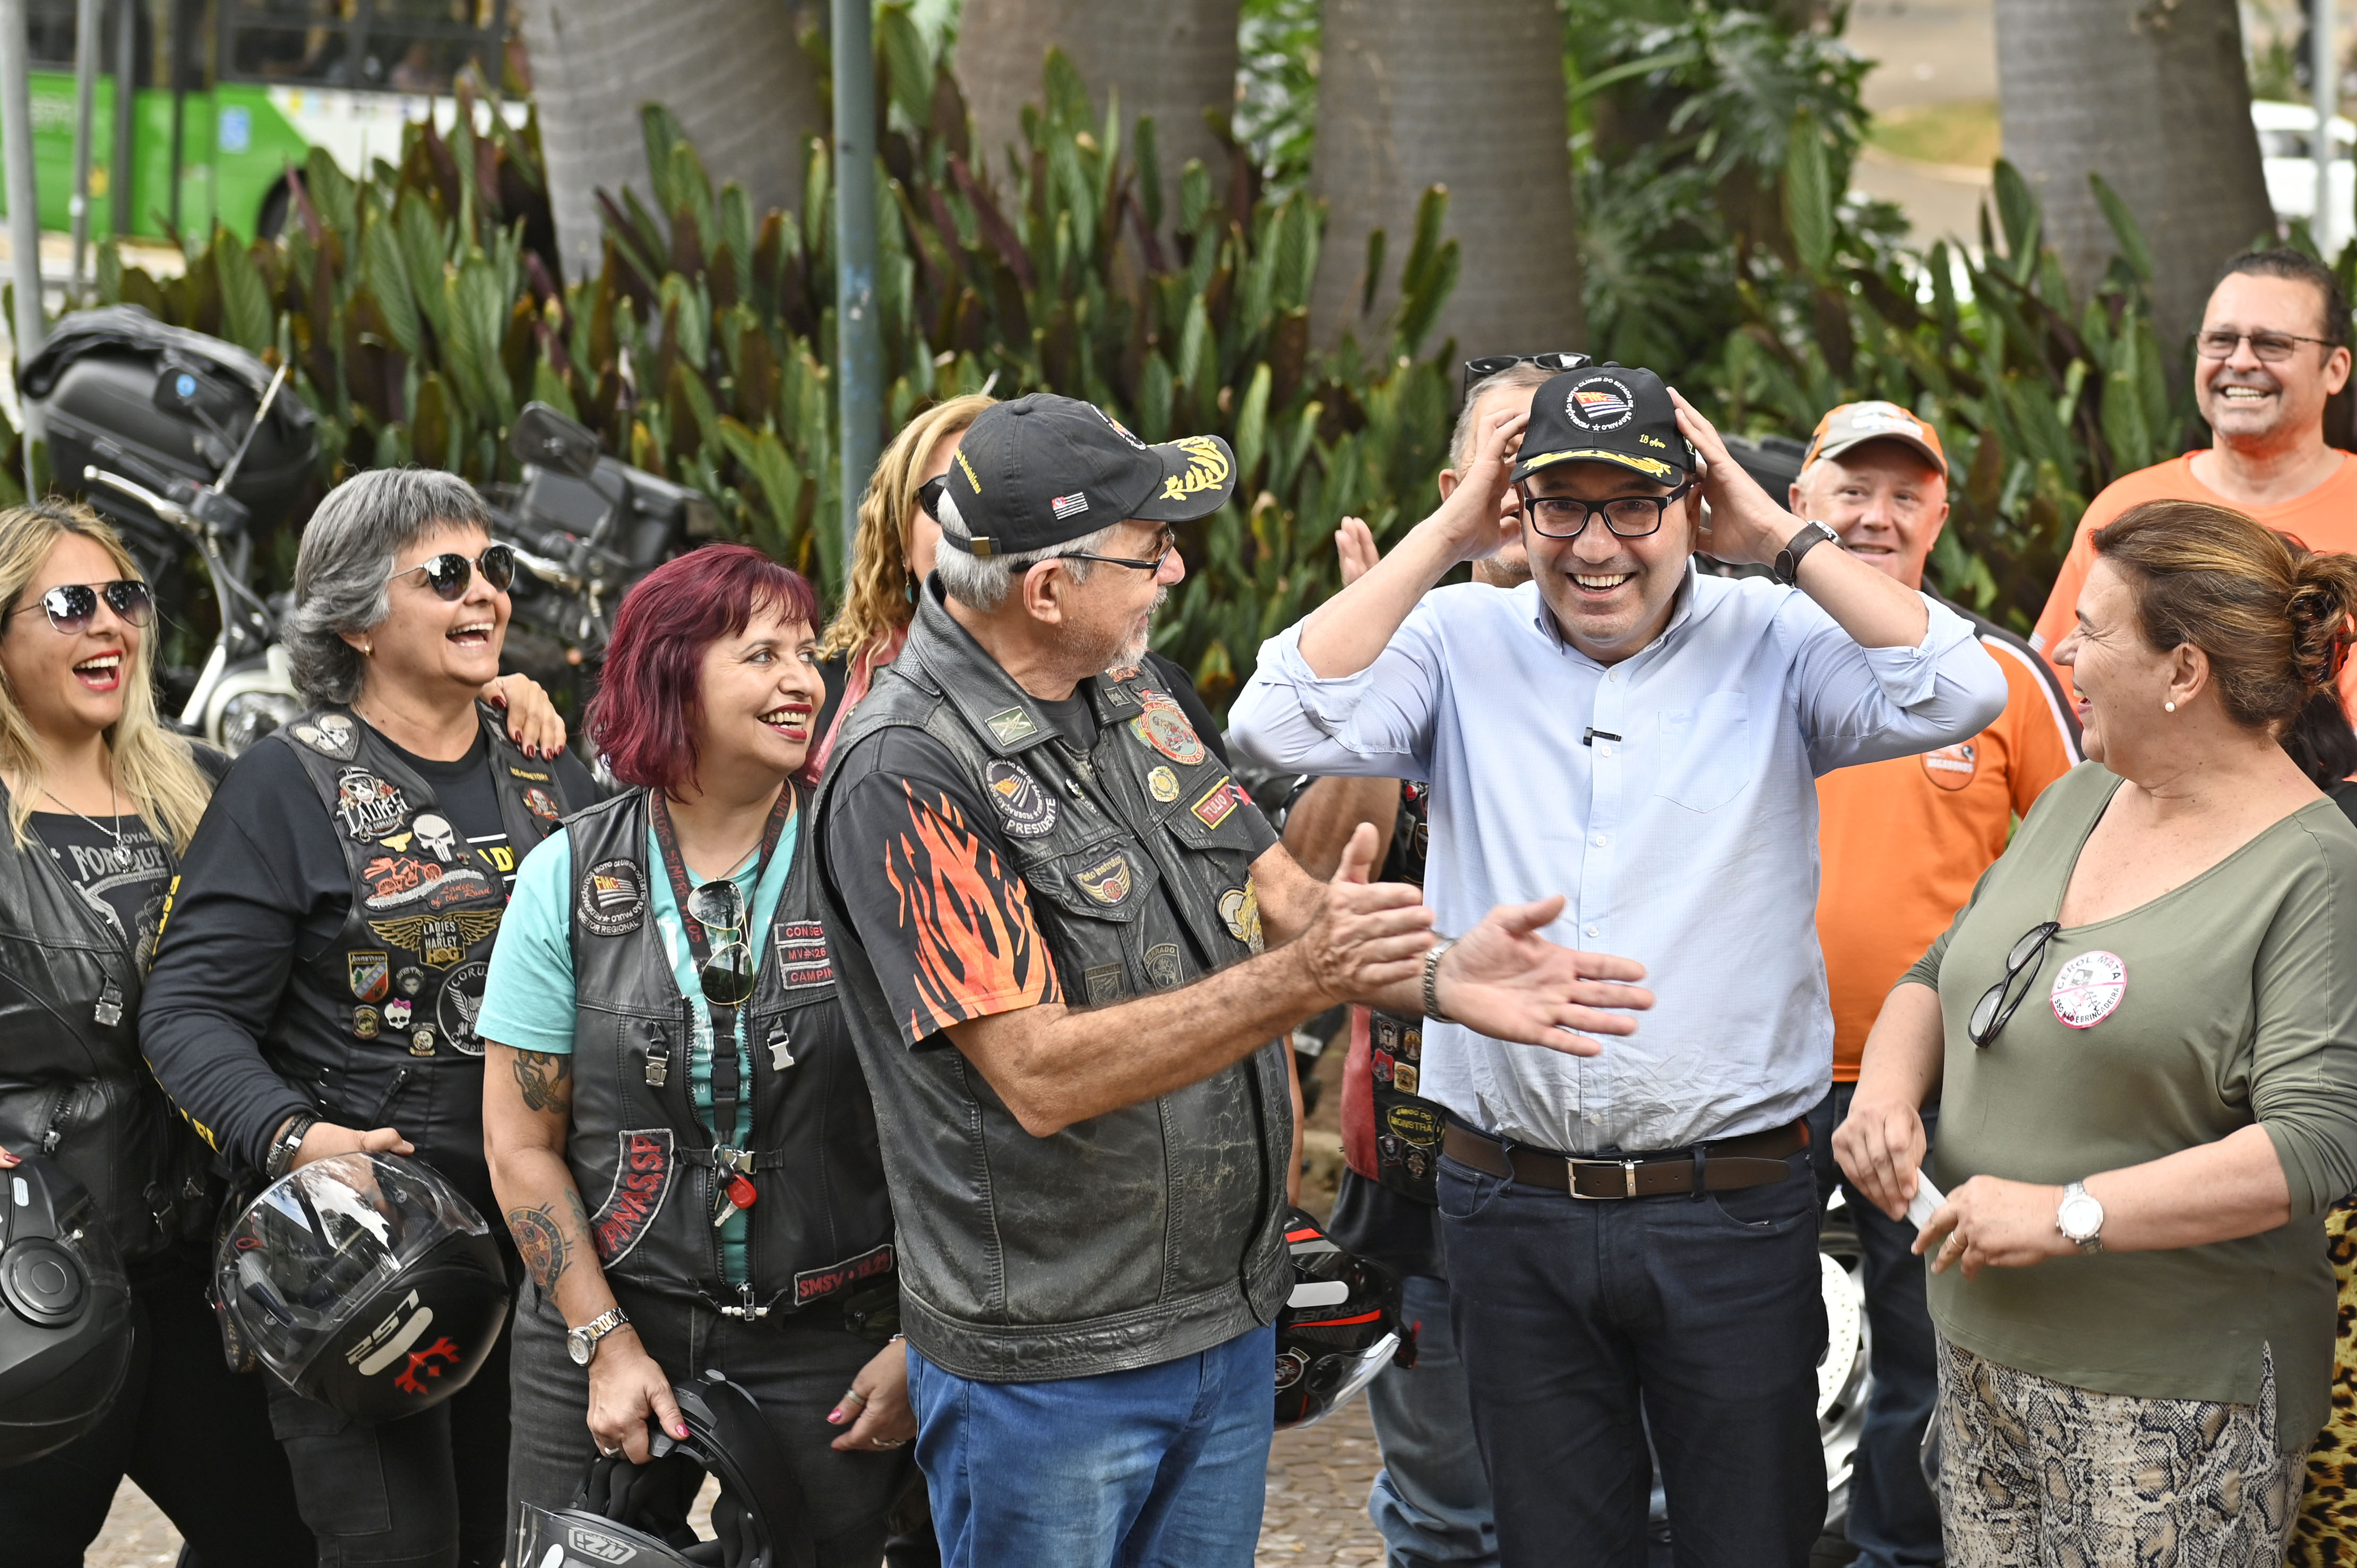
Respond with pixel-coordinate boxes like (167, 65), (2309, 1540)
(1260, 1395), (1391, 1567)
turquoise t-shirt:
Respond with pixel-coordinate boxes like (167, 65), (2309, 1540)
(479, 811), (797, 1285)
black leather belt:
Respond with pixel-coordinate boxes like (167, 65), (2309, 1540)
(1441, 1121), (1807, 1200)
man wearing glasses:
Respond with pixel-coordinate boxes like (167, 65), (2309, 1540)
(2032, 249), (2357, 708)
(811, 394), (1651, 1568)
(1229, 365), (2007, 1566)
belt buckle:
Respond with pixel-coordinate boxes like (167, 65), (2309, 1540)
(1567, 1157), (1639, 1199)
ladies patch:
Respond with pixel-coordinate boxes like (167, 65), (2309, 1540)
(333, 769), (409, 841)
(2050, 950), (2127, 1030)
(984, 760), (1058, 838)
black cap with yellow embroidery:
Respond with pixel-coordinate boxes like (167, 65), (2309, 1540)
(935, 393), (1236, 559)
(1511, 364), (1696, 487)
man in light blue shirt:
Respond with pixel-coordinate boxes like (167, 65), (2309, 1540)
(1229, 364), (2005, 1567)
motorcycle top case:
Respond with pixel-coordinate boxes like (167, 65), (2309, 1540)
(24, 306), (319, 531)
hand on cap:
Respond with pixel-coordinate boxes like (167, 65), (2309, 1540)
(1668, 387), (1799, 567)
(1427, 404), (1528, 565)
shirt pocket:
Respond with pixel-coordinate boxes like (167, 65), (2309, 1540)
(1653, 692), (1752, 813)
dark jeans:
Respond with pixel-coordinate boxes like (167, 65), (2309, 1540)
(506, 1278), (916, 1568)
(1439, 1140), (1828, 1568)
(0, 1258), (312, 1568)
(1810, 1085), (1945, 1568)
(266, 1293), (513, 1568)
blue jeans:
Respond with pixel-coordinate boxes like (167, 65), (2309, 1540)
(906, 1325), (1274, 1568)
(1440, 1144), (1828, 1568)
(1811, 1085), (1945, 1568)
(1365, 1273), (1499, 1568)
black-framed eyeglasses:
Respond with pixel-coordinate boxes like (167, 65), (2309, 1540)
(1515, 479), (1696, 539)
(2195, 329), (2342, 364)
(7, 579), (154, 634)
(1967, 921), (2060, 1047)
(686, 880), (755, 1007)
(1059, 527), (1177, 575)
(1464, 351), (1592, 395)
(386, 545), (515, 601)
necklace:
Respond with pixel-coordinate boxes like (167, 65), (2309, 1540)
(42, 780), (133, 872)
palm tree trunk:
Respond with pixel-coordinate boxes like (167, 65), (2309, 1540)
(1995, 0), (2275, 347)
(956, 0), (1242, 197)
(517, 0), (827, 285)
(1309, 0), (1584, 360)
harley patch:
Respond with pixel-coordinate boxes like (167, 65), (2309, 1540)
(348, 950), (390, 1002)
(794, 1241), (896, 1306)
(290, 713), (358, 760)
(333, 769), (409, 842)
(1190, 776), (1241, 829)
(1072, 851), (1133, 906)
(1127, 696), (1206, 765)
(523, 787), (561, 825)
(985, 706), (1039, 744)
(591, 1129), (676, 1265)
(369, 910), (502, 969)
(772, 921), (833, 990)
(580, 859), (647, 937)
(984, 760), (1058, 838)
(436, 960), (489, 1057)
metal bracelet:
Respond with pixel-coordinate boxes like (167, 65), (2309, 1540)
(1422, 938), (1458, 1023)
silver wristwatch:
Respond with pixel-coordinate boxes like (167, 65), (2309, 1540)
(567, 1306), (631, 1366)
(1422, 938), (1458, 1023)
(2056, 1181), (2105, 1254)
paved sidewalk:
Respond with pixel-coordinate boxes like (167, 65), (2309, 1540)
(1260, 1394), (1392, 1566)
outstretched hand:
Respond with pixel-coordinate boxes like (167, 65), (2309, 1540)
(1435, 897), (1652, 1055)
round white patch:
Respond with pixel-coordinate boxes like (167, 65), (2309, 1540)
(2049, 950), (2127, 1030)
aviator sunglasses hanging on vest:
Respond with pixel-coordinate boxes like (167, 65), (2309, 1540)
(0, 1156), (135, 1464)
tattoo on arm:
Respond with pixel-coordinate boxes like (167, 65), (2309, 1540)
(565, 1185), (591, 1237)
(510, 1049), (573, 1114)
(509, 1203), (571, 1291)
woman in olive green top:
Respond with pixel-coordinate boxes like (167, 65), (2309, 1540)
(1834, 498), (2357, 1565)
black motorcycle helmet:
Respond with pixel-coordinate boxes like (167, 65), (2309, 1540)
(1274, 1205), (1407, 1431)
(0, 1156), (134, 1466)
(515, 1369), (815, 1568)
(215, 1151), (508, 1422)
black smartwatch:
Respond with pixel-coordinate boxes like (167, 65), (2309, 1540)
(1773, 520), (1841, 587)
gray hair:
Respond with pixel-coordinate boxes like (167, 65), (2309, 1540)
(931, 484), (1116, 611)
(286, 468), (495, 705)
(1451, 362), (1564, 473)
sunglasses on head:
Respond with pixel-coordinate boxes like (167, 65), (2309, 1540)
(686, 879), (755, 1007)
(1463, 351), (1593, 395)
(388, 544), (515, 601)
(8, 579), (154, 635)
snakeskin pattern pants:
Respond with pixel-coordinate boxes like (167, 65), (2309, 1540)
(1936, 1337), (2304, 1567)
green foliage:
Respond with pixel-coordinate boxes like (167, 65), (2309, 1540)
(1237, 0), (1321, 199)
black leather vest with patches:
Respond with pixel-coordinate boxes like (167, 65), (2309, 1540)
(560, 785), (893, 1321)
(0, 784), (211, 1268)
(814, 584), (1292, 1381)
(273, 704), (571, 1216)
(1347, 779), (1449, 1202)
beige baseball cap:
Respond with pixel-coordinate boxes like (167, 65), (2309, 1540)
(1803, 401), (1946, 477)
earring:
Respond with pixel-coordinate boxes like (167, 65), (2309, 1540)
(2164, 701), (2175, 712)
(360, 641), (373, 657)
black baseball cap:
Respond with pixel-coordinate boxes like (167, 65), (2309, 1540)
(934, 393), (1237, 559)
(1511, 364), (1696, 487)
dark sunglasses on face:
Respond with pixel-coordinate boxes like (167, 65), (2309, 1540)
(1515, 478), (1697, 540)
(8, 579), (154, 635)
(1463, 351), (1592, 395)
(387, 544), (515, 601)
(1967, 921), (2060, 1047)
(686, 880), (755, 1007)
(2195, 329), (2340, 364)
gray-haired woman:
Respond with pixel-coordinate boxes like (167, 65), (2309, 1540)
(142, 467), (599, 1568)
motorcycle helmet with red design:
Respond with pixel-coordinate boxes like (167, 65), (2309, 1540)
(214, 1150), (508, 1421)
(0, 1156), (135, 1466)
(515, 1368), (815, 1568)
(1274, 1205), (1409, 1430)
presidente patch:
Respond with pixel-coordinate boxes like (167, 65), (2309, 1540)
(580, 859), (647, 937)
(436, 960), (489, 1057)
(289, 712), (358, 760)
(985, 706), (1039, 744)
(1128, 696), (1207, 765)
(2050, 950), (2127, 1030)
(591, 1129), (676, 1265)
(1190, 776), (1242, 829)
(1921, 741), (1976, 792)
(772, 921), (833, 990)
(1565, 374), (1636, 430)
(983, 759), (1058, 838)
(347, 950), (390, 1002)
(1072, 851), (1134, 906)
(333, 768), (409, 842)
(794, 1241), (896, 1306)
(369, 910), (501, 969)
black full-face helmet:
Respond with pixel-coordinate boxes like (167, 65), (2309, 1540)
(1274, 1205), (1408, 1431)
(215, 1151), (508, 1422)
(515, 1369), (816, 1568)
(0, 1156), (133, 1467)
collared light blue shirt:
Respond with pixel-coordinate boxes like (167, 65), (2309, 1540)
(1228, 565), (2008, 1154)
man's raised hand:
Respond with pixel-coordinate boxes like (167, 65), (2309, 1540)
(1433, 895), (1653, 1056)
(1295, 822), (1435, 1003)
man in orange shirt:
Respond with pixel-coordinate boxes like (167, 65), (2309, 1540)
(2033, 249), (2357, 708)
(1800, 401), (2079, 1568)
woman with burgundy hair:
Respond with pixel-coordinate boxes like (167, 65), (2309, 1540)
(481, 545), (915, 1564)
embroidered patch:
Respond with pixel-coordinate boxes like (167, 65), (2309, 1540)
(360, 855), (494, 912)
(333, 768), (409, 841)
(1387, 1102), (1443, 1148)
(436, 960), (489, 1057)
(1127, 697), (1206, 765)
(369, 910), (501, 969)
(522, 787), (561, 825)
(1565, 374), (1636, 430)
(347, 950), (390, 1002)
(410, 813), (460, 863)
(591, 1130), (676, 1265)
(1145, 942), (1182, 989)
(984, 759), (1058, 838)
(580, 859), (647, 937)
(1084, 963), (1125, 1004)
(985, 706), (1038, 744)
(1921, 742), (1976, 792)
(1051, 492), (1090, 520)
(773, 921), (833, 990)
(1148, 765), (1180, 803)
(2050, 950), (2127, 1030)
(794, 1241), (896, 1306)
(385, 999), (413, 1028)
(507, 765), (551, 782)
(1072, 852), (1133, 906)
(1219, 882), (1263, 950)
(290, 712), (358, 760)
(1190, 776), (1241, 829)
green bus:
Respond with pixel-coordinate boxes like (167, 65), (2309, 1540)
(7, 0), (514, 245)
